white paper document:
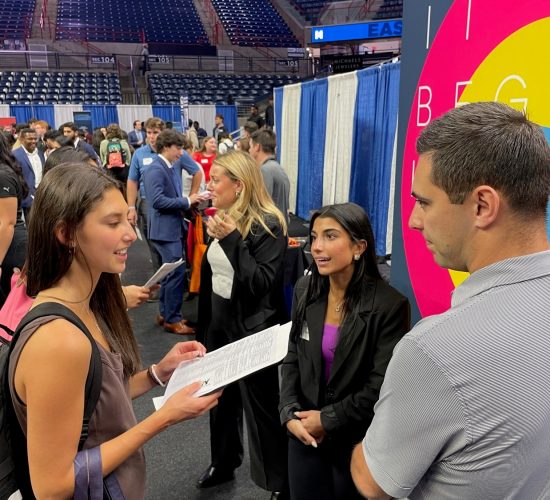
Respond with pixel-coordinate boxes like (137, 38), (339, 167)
(143, 259), (185, 288)
(153, 322), (292, 409)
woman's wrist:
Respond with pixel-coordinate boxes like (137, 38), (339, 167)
(147, 364), (167, 387)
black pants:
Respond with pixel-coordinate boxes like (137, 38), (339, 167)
(0, 226), (27, 308)
(137, 198), (162, 271)
(206, 294), (288, 491)
(288, 437), (362, 500)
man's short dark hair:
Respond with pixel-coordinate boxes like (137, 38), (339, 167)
(44, 130), (61, 141)
(20, 128), (36, 138)
(417, 101), (550, 218)
(133, 120), (141, 127)
(166, 121), (173, 129)
(59, 122), (77, 132)
(156, 129), (185, 153)
(60, 122), (77, 132)
(244, 121), (259, 135)
(216, 113), (224, 121)
(250, 129), (276, 155)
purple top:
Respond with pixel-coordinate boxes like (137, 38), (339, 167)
(322, 323), (340, 381)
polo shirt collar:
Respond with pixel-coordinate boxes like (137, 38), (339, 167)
(451, 250), (550, 307)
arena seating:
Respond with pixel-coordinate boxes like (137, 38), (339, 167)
(148, 73), (299, 105)
(0, 71), (122, 104)
(211, 0), (300, 47)
(287, 0), (328, 23)
(55, 0), (209, 44)
(0, 0), (35, 40)
(374, 0), (403, 19)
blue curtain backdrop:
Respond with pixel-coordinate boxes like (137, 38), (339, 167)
(152, 105), (181, 125)
(274, 87), (284, 162)
(82, 105), (119, 129)
(349, 62), (400, 255)
(295, 79), (328, 220)
(9, 105), (55, 126)
(215, 105), (238, 134)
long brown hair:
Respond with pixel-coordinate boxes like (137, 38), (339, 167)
(26, 163), (140, 375)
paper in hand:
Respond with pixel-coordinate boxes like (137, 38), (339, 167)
(143, 259), (185, 289)
(153, 322), (292, 409)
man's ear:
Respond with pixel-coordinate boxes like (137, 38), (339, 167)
(472, 185), (500, 229)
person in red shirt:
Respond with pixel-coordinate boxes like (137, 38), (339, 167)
(193, 136), (217, 182)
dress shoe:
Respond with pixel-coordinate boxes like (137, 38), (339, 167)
(196, 465), (235, 489)
(156, 315), (188, 327)
(163, 320), (195, 335)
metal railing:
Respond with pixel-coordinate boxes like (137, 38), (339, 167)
(0, 50), (310, 78)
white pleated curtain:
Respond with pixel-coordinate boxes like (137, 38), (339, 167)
(0, 105), (10, 118)
(188, 105), (216, 139)
(53, 104), (83, 129)
(385, 116), (398, 255)
(279, 83), (301, 214)
(116, 105), (153, 133)
(322, 72), (358, 206)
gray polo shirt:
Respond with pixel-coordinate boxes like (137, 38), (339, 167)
(362, 250), (550, 499)
(260, 158), (290, 224)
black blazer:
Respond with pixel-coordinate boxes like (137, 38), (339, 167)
(198, 215), (288, 343)
(279, 274), (410, 447)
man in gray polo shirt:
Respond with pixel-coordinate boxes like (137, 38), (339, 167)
(351, 102), (550, 499)
(250, 129), (290, 224)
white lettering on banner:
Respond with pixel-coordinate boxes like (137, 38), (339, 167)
(417, 85), (433, 126)
(494, 75), (528, 111)
(314, 30), (324, 40)
(466, 0), (472, 40)
(455, 81), (472, 107)
(426, 5), (432, 49)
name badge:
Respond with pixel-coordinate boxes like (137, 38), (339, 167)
(300, 323), (310, 341)
(143, 158), (153, 165)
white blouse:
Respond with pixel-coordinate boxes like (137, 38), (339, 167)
(207, 239), (234, 299)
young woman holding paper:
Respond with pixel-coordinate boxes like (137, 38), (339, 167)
(279, 203), (410, 500)
(8, 163), (220, 499)
(196, 150), (289, 498)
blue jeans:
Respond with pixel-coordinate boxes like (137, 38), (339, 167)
(151, 238), (186, 324)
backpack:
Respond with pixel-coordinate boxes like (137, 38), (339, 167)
(105, 141), (126, 169)
(0, 303), (102, 499)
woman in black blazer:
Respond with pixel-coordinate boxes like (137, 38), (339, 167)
(279, 203), (410, 500)
(197, 151), (289, 498)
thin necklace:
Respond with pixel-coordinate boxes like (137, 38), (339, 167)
(329, 291), (345, 313)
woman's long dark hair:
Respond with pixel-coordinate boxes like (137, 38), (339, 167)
(292, 203), (381, 342)
(26, 163), (140, 376)
(0, 133), (29, 199)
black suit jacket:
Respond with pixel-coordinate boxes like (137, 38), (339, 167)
(198, 216), (288, 343)
(279, 274), (410, 448)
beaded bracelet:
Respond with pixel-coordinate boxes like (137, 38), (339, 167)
(147, 364), (166, 387)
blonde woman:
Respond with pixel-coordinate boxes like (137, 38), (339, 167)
(197, 151), (289, 498)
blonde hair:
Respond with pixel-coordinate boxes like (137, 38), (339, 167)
(213, 151), (287, 239)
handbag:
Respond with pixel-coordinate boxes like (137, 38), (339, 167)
(189, 215), (207, 294)
(0, 272), (33, 339)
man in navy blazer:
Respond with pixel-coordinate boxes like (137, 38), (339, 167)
(13, 128), (45, 221)
(143, 129), (206, 335)
(60, 122), (101, 166)
(128, 120), (146, 149)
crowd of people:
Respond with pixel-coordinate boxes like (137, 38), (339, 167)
(1, 101), (549, 500)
